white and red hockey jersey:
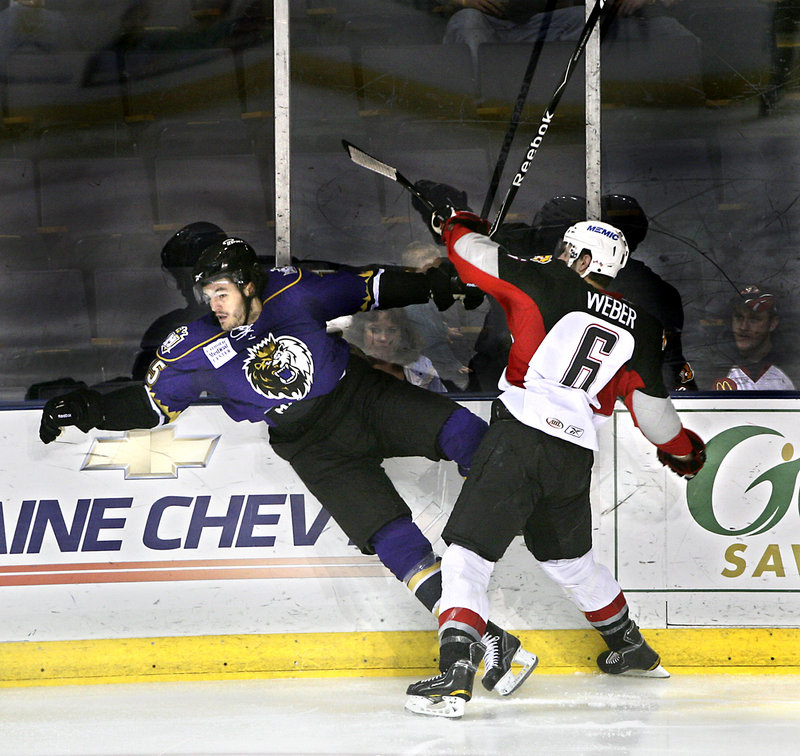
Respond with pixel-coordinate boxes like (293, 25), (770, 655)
(443, 220), (689, 454)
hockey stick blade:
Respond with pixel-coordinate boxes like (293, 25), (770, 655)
(489, 0), (610, 237)
(342, 139), (438, 214)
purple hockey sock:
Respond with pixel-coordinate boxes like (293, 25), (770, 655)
(370, 516), (433, 581)
(436, 406), (488, 476)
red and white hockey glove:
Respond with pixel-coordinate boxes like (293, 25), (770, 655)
(656, 428), (706, 479)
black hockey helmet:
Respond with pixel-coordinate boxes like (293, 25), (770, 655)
(601, 194), (648, 252)
(161, 221), (227, 270)
(192, 237), (263, 300)
(533, 194), (586, 228)
(532, 195), (586, 254)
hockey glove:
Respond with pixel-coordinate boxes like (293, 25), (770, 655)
(412, 180), (469, 217)
(656, 428), (706, 479)
(426, 260), (484, 311)
(412, 180), (471, 244)
(39, 388), (104, 444)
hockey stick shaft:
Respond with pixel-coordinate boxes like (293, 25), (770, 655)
(489, 0), (608, 237)
(480, 0), (558, 219)
(342, 139), (438, 214)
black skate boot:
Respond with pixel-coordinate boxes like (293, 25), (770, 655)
(405, 641), (485, 718)
(481, 621), (538, 695)
(597, 621), (669, 678)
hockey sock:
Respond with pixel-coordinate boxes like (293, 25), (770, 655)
(435, 406), (488, 476)
(403, 553), (443, 616)
(369, 517), (442, 613)
(370, 516), (433, 581)
(585, 591), (631, 651)
(438, 610), (486, 671)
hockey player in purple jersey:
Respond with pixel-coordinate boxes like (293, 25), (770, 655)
(405, 208), (706, 718)
(38, 233), (536, 697)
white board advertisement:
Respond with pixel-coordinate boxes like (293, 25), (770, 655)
(614, 397), (800, 627)
(1, 397), (799, 642)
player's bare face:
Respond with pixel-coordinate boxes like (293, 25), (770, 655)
(202, 279), (250, 331)
(732, 308), (776, 359)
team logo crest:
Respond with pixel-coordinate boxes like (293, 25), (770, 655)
(243, 333), (314, 400)
(160, 326), (188, 354)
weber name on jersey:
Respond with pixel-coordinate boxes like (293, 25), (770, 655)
(444, 225), (668, 450)
(144, 265), (382, 425)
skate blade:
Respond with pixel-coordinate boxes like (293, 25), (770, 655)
(620, 663), (670, 679)
(404, 694), (466, 719)
(491, 650), (539, 696)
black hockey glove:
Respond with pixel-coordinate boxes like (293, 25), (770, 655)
(412, 180), (470, 244)
(656, 428), (706, 480)
(39, 388), (104, 444)
(412, 180), (469, 216)
(426, 261), (485, 311)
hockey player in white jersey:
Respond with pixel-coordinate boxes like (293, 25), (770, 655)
(405, 210), (706, 718)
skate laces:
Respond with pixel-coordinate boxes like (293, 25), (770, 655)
(415, 670), (447, 686)
(482, 633), (500, 668)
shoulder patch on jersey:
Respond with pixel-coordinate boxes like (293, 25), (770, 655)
(506, 253), (552, 264)
(160, 326), (189, 354)
(273, 265), (298, 276)
(243, 333), (314, 400)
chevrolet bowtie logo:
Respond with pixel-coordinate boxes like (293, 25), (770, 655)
(81, 428), (220, 479)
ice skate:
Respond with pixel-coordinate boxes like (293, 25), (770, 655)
(481, 621), (538, 695)
(597, 621), (669, 678)
(405, 642), (485, 719)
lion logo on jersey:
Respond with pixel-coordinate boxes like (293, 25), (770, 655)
(243, 334), (314, 400)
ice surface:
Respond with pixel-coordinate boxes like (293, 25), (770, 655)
(1, 672), (799, 755)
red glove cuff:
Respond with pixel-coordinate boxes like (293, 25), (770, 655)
(656, 428), (693, 457)
(442, 211), (489, 241)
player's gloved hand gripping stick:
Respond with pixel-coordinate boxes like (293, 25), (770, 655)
(343, 0), (611, 240)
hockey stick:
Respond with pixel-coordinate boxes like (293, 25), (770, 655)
(480, 0), (558, 219)
(342, 139), (439, 214)
(488, 0), (610, 238)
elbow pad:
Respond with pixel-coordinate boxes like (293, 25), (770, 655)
(375, 269), (431, 309)
(99, 385), (160, 430)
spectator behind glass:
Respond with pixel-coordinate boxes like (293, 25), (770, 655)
(441, 0), (697, 75)
(401, 240), (475, 391)
(345, 309), (446, 393)
(0, 0), (81, 60)
(712, 286), (796, 391)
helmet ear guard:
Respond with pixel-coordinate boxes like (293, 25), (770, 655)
(561, 221), (629, 279)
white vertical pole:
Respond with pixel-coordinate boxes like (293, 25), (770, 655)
(274, 0), (291, 266)
(585, 2), (601, 222)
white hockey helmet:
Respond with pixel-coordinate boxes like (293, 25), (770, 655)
(560, 220), (629, 279)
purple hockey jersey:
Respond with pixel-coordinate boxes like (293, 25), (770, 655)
(144, 265), (382, 426)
